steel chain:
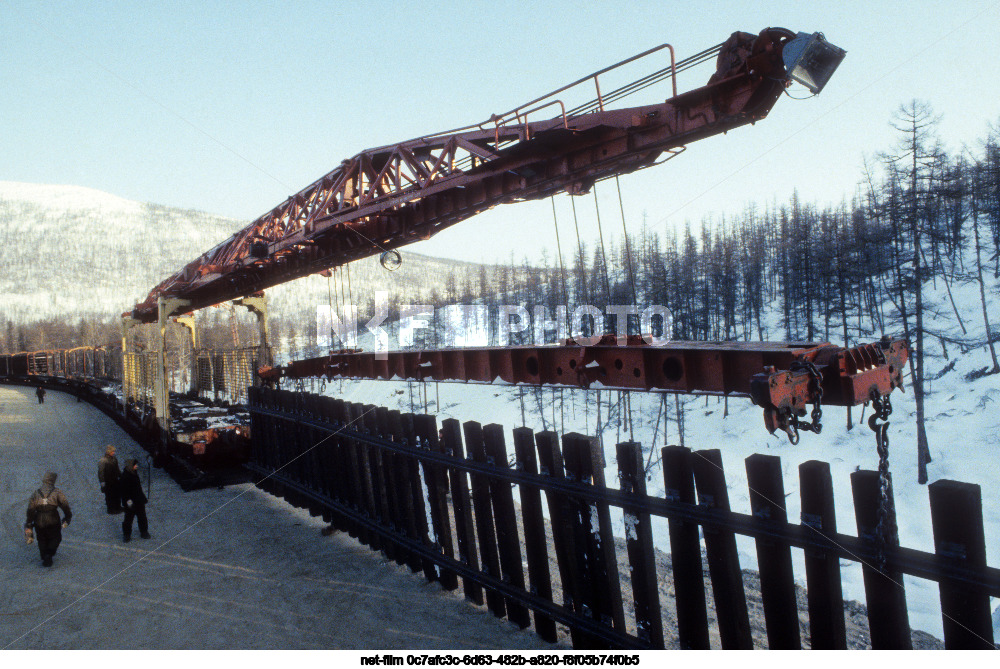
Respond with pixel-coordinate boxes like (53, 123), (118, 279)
(785, 360), (823, 440)
(868, 390), (895, 572)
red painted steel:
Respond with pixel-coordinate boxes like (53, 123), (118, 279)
(131, 28), (801, 322)
(260, 336), (907, 434)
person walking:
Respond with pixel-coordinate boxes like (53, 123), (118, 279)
(98, 445), (122, 514)
(120, 458), (149, 542)
(24, 472), (72, 567)
(35, 386), (45, 404)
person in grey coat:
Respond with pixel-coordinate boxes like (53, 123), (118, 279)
(24, 472), (72, 567)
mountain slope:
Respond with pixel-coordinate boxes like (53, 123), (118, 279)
(0, 182), (485, 325)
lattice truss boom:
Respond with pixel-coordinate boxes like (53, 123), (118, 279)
(131, 28), (818, 322)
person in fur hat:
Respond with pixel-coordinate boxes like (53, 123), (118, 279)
(119, 458), (149, 542)
(24, 472), (72, 567)
(97, 445), (122, 514)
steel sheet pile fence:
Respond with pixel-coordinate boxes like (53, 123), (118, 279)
(195, 347), (262, 405)
(122, 351), (155, 408)
(246, 387), (998, 650)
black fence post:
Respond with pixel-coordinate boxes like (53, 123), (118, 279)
(464, 420), (507, 617)
(388, 409), (426, 574)
(928, 479), (996, 649)
(402, 412), (438, 584)
(350, 402), (381, 552)
(662, 445), (709, 649)
(535, 430), (586, 647)
(414, 413), (458, 591)
(563, 432), (626, 644)
(375, 406), (407, 567)
(745, 453), (800, 649)
(616, 441), (664, 648)
(513, 426), (557, 643)
(691, 448), (753, 649)
(366, 405), (397, 561)
(850, 470), (911, 649)
(484, 424), (531, 629)
(799, 459), (846, 649)
(331, 398), (359, 539)
(441, 418), (484, 605)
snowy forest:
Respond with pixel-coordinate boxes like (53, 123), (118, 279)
(3, 102), (1000, 484)
(309, 102), (1000, 485)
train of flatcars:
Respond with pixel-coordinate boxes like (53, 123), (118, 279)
(0, 347), (251, 489)
(0, 347), (121, 379)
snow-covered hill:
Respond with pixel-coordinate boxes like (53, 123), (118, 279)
(0, 182), (488, 326)
(0, 181), (245, 322)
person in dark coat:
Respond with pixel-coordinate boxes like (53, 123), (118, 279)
(120, 458), (149, 542)
(35, 386), (45, 404)
(24, 472), (72, 567)
(98, 445), (122, 514)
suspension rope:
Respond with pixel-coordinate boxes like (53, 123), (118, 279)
(339, 266), (350, 334)
(326, 273), (336, 348)
(570, 195), (588, 315)
(646, 393), (664, 471)
(627, 390), (634, 443)
(595, 389), (602, 448)
(346, 262), (355, 312)
(615, 391), (621, 444)
(551, 196), (570, 303)
(592, 188), (613, 306)
(614, 175), (638, 306)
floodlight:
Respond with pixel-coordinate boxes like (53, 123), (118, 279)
(782, 32), (846, 95)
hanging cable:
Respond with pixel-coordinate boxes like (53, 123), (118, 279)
(647, 394), (664, 471)
(336, 267), (346, 326)
(595, 389), (602, 448)
(560, 387), (565, 436)
(592, 188), (613, 306)
(346, 262), (355, 313)
(614, 175), (638, 306)
(326, 273), (337, 349)
(570, 194), (586, 290)
(615, 391), (621, 444)
(551, 196), (570, 303)
(627, 390), (634, 443)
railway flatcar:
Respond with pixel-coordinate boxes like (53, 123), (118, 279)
(11, 352), (30, 376)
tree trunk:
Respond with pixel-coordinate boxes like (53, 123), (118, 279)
(972, 193), (1000, 372)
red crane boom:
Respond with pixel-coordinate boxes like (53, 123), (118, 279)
(130, 27), (844, 322)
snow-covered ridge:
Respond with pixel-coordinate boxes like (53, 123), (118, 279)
(0, 181), (142, 214)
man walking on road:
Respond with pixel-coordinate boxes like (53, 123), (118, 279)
(98, 445), (122, 514)
(35, 386), (45, 404)
(120, 458), (150, 542)
(24, 472), (72, 567)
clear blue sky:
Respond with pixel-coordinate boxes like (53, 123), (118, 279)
(4, 1), (999, 264)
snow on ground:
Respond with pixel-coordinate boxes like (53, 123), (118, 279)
(307, 249), (1000, 642)
(0, 385), (559, 651)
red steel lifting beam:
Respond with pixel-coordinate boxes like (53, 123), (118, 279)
(130, 28), (844, 323)
(260, 336), (906, 439)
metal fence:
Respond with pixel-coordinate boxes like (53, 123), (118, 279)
(246, 386), (998, 650)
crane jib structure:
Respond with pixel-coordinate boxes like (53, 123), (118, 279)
(124, 27), (875, 441)
(130, 27), (845, 323)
